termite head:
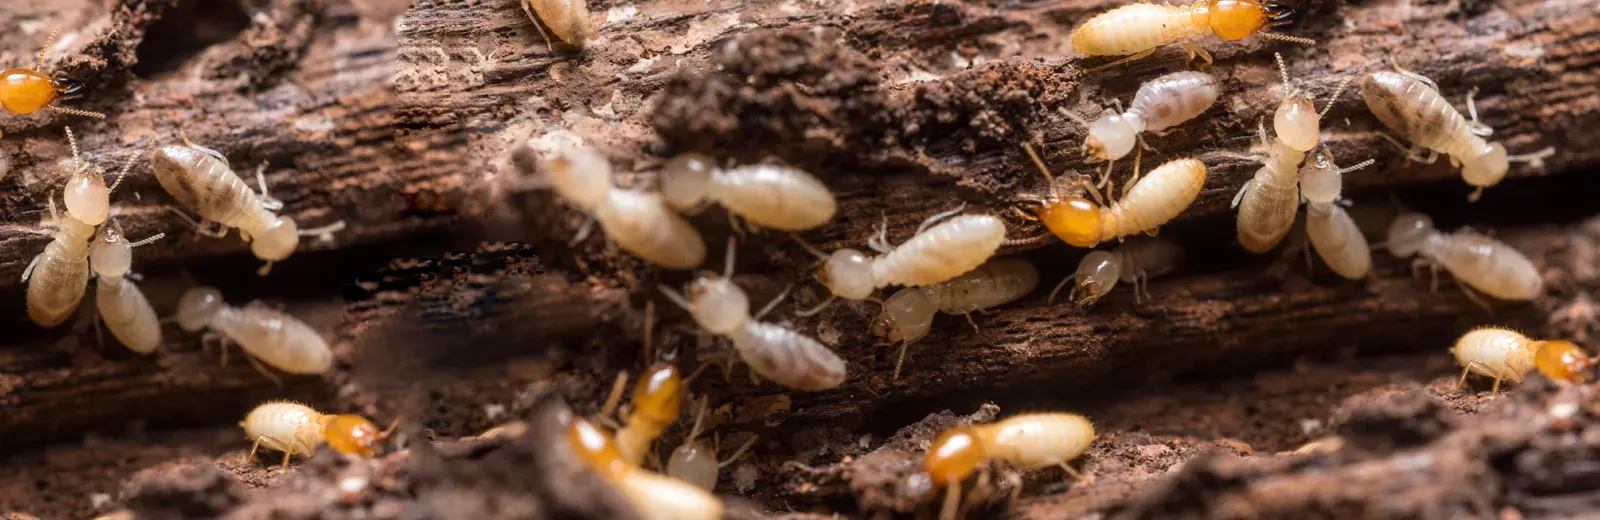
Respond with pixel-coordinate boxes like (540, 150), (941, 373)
(546, 143), (613, 211)
(1085, 113), (1138, 162)
(924, 427), (986, 486)
(249, 216), (300, 262)
(1208, 0), (1277, 40)
(322, 414), (389, 458)
(686, 275), (750, 334)
(63, 166), (109, 226)
(1384, 213), (1435, 257)
(1460, 142), (1509, 189)
(1533, 340), (1597, 383)
(816, 249), (876, 301)
(1298, 153), (1341, 205)
(1034, 197), (1103, 248)
(89, 225), (132, 279)
(566, 413), (628, 479)
(1273, 96), (1319, 152)
(176, 286), (226, 332)
(632, 363), (684, 424)
(660, 152), (716, 211)
(871, 288), (936, 345)
(1071, 251), (1121, 306)
(51, 75), (86, 100)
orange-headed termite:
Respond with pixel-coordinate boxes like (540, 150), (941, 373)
(872, 257), (1039, 378)
(1, 28), (105, 120)
(924, 412), (1094, 520)
(660, 154), (837, 232)
(1450, 327), (1588, 393)
(240, 401), (394, 470)
(1014, 144), (1206, 248)
(567, 412), (723, 520)
(614, 303), (685, 466)
(1385, 213), (1542, 306)
(1070, 0), (1309, 68)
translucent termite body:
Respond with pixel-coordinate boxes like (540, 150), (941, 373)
(520, 0), (591, 49)
(23, 128), (121, 328)
(1074, 71), (1220, 169)
(176, 286), (335, 378)
(1055, 236), (1183, 306)
(1069, 0), (1300, 66)
(1017, 145), (1207, 248)
(924, 412), (1095, 520)
(616, 362), (683, 466)
(660, 153), (837, 232)
(871, 257), (1039, 377)
(1300, 153), (1376, 280)
(0, 29), (104, 120)
(798, 210), (1007, 310)
(1385, 213), (1543, 302)
(567, 414), (723, 520)
(1360, 68), (1554, 201)
(543, 143), (706, 270)
(660, 241), (847, 391)
(666, 398), (757, 490)
(149, 136), (345, 275)
(1234, 54), (1350, 253)
(240, 401), (392, 469)
(90, 225), (165, 353)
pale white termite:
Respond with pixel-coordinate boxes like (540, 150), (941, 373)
(1233, 54), (1351, 253)
(1451, 327), (1539, 393)
(1069, 0), (1309, 68)
(924, 412), (1095, 520)
(870, 257), (1039, 378)
(793, 207), (1007, 315)
(23, 128), (125, 328)
(176, 286), (335, 384)
(658, 240), (847, 391)
(659, 153), (838, 232)
(89, 223), (166, 353)
(541, 142), (707, 270)
(1360, 65), (1555, 201)
(1054, 236), (1183, 306)
(1299, 152), (1376, 280)
(1014, 144), (1207, 248)
(665, 397), (758, 491)
(1385, 213), (1543, 305)
(239, 401), (391, 470)
(149, 135), (345, 276)
(568, 413), (723, 520)
(1065, 71), (1220, 194)
(60, 127), (126, 227)
(520, 0), (590, 50)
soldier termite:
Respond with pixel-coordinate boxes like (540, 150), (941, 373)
(539, 142), (707, 270)
(871, 257), (1039, 378)
(1053, 236), (1183, 306)
(792, 208), (1007, 315)
(1063, 71), (1220, 195)
(1069, 0), (1310, 69)
(1013, 144), (1207, 248)
(520, 0), (591, 51)
(176, 286), (335, 385)
(923, 412), (1095, 520)
(566, 413), (723, 520)
(90, 223), (166, 353)
(614, 303), (685, 466)
(22, 128), (127, 328)
(665, 397), (758, 490)
(240, 401), (394, 470)
(660, 154), (838, 232)
(1300, 152), (1376, 280)
(0, 28), (105, 120)
(1532, 339), (1597, 384)
(1232, 53), (1352, 253)
(1360, 64), (1555, 201)
(1385, 212), (1543, 306)
(658, 239), (848, 391)
(150, 134), (345, 276)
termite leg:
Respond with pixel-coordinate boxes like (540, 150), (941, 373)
(244, 438), (264, 466)
(244, 352), (286, 388)
(1464, 87), (1494, 137)
(1456, 366), (1472, 389)
(518, 0), (556, 52)
(299, 221), (347, 242)
(938, 477), (963, 520)
(1451, 276), (1494, 313)
(599, 370), (629, 420)
(570, 216), (596, 245)
(1084, 48), (1157, 73)
(868, 213), (892, 254)
(163, 206), (230, 238)
(961, 311), (980, 334)
(21, 254), (42, 283)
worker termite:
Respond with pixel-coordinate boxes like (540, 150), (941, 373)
(923, 412), (1095, 520)
(871, 257), (1038, 378)
(1, 28), (105, 120)
(1385, 213), (1543, 305)
(1299, 152), (1376, 280)
(520, 0), (591, 50)
(566, 413), (723, 520)
(1054, 236), (1183, 306)
(659, 240), (847, 391)
(538, 142), (707, 270)
(23, 128), (127, 328)
(665, 397), (758, 490)
(176, 286), (335, 384)
(90, 223), (165, 353)
(150, 135), (345, 276)
(1013, 144), (1207, 248)
(1360, 64), (1555, 201)
(1233, 53), (1352, 253)
(240, 401), (394, 470)
(1064, 71), (1220, 194)
(660, 154), (838, 232)
(793, 207), (1007, 314)
(1069, 0), (1310, 69)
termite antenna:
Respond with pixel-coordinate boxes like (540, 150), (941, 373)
(107, 153), (135, 194)
(49, 106), (106, 119)
(1058, 107), (1091, 129)
(1508, 146), (1556, 170)
(1022, 143), (1060, 201)
(718, 434), (758, 468)
(657, 284), (694, 312)
(298, 221), (347, 242)
(64, 127), (84, 169)
(789, 233), (828, 263)
(642, 301), (656, 363)
(127, 233), (166, 248)
(1319, 75), (1354, 119)
(36, 26), (58, 71)
(1262, 33), (1316, 46)
(1340, 159), (1376, 174)
(722, 238), (737, 279)
(1275, 52), (1295, 98)
(793, 295), (835, 317)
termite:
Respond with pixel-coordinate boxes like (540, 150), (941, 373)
(1360, 63), (1555, 201)
(1064, 71), (1220, 195)
(1299, 152), (1376, 280)
(1, 28), (105, 120)
(924, 412), (1095, 520)
(23, 128), (127, 328)
(660, 153), (838, 232)
(615, 304), (685, 466)
(1054, 236), (1183, 306)
(240, 401), (394, 470)
(1233, 53), (1352, 253)
(520, 0), (590, 50)
(1384, 212), (1542, 305)
(566, 413), (723, 520)
(1532, 339), (1597, 384)
(1013, 144), (1207, 248)
(176, 286), (334, 385)
(540, 142), (706, 270)
(150, 134), (345, 276)
(658, 240), (848, 391)
(1069, 0), (1309, 69)
(871, 257), (1039, 378)
(665, 397), (758, 490)
(89, 223), (165, 353)
(792, 207), (1007, 315)
(1450, 327), (1543, 393)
